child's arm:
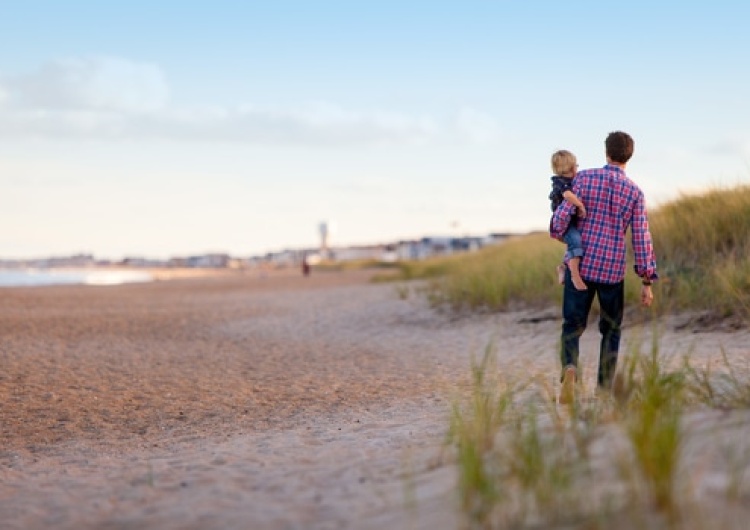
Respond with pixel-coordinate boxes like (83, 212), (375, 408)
(562, 190), (587, 218)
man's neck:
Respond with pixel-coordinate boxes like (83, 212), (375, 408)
(606, 157), (627, 170)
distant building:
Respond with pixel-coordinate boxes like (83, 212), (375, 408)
(0, 230), (523, 273)
(331, 245), (383, 262)
(166, 254), (230, 268)
(41, 254), (97, 268)
(122, 257), (167, 268)
(186, 254), (231, 268)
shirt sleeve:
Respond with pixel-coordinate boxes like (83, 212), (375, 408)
(631, 194), (658, 280)
(550, 199), (574, 240)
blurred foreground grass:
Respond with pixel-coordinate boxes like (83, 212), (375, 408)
(448, 340), (750, 529)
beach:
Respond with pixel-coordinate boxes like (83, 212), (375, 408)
(1, 269), (750, 529)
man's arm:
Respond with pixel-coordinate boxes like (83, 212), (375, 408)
(631, 193), (658, 281)
(562, 190), (587, 218)
(550, 199), (574, 240)
(641, 284), (654, 307)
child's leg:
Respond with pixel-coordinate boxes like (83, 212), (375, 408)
(563, 226), (587, 291)
(568, 257), (587, 291)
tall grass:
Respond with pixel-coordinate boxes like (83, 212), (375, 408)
(427, 233), (564, 312)
(618, 347), (686, 516)
(371, 251), (467, 282)
(447, 348), (585, 528)
(683, 349), (750, 409)
(448, 342), (750, 529)
(389, 184), (750, 320)
(447, 347), (513, 525)
(649, 185), (750, 316)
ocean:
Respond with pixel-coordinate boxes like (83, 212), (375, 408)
(0, 269), (154, 287)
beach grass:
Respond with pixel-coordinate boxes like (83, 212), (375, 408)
(649, 184), (750, 317)
(447, 347), (512, 525)
(683, 349), (750, 409)
(312, 258), (400, 272)
(448, 341), (750, 529)
(385, 184), (750, 321)
(619, 345), (686, 517)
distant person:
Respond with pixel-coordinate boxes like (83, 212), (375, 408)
(550, 131), (657, 404)
(548, 149), (587, 291)
(302, 256), (311, 277)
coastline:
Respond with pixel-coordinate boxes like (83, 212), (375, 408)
(0, 266), (254, 288)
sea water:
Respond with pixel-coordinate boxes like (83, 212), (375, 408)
(0, 269), (154, 287)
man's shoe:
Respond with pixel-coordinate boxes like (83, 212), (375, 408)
(594, 387), (612, 402)
(611, 373), (630, 404)
(558, 366), (577, 405)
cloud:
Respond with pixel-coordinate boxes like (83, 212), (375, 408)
(705, 137), (750, 157)
(0, 56), (500, 147)
(455, 107), (501, 144)
(4, 56), (169, 112)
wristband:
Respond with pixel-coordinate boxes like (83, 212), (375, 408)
(642, 279), (652, 286)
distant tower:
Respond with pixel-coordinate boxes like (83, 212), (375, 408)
(318, 220), (337, 260)
(319, 221), (330, 258)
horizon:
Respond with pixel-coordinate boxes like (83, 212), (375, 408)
(3, 1), (750, 260)
(1, 227), (527, 263)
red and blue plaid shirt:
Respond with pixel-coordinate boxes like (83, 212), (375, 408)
(550, 165), (657, 284)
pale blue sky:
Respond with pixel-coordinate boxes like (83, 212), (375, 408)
(2, 1), (749, 259)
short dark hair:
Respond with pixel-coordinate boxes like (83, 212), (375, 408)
(605, 131), (634, 164)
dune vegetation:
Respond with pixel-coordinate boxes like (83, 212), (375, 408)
(447, 341), (750, 529)
(380, 184), (750, 322)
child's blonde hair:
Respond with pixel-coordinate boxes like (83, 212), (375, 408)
(551, 150), (577, 176)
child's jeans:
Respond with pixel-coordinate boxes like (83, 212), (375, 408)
(563, 226), (584, 260)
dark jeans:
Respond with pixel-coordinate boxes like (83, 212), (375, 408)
(560, 268), (624, 388)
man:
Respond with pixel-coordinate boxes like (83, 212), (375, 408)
(550, 131), (657, 404)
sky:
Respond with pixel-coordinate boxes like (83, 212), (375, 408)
(2, 1), (750, 260)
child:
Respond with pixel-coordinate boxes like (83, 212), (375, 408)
(549, 150), (587, 291)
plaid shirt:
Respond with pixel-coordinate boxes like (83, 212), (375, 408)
(550, 165), (657, 284)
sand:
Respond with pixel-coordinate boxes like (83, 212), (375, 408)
(1, 269), (749, 529)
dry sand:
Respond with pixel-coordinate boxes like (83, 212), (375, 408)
(1, 269), (749, 529)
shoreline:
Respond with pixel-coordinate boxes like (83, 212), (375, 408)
(0, 265), (276, 288)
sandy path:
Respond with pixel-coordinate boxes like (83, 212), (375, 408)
(1, 270), (749, 529)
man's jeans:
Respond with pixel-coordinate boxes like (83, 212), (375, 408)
(560, 269), (624, 388)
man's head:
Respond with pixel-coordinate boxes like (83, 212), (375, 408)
(551, 150), (578, 178)
(605, 131), (634, 164)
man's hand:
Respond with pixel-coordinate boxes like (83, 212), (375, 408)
(641, 285), (654, 307)
(578, 205), (587, 219)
